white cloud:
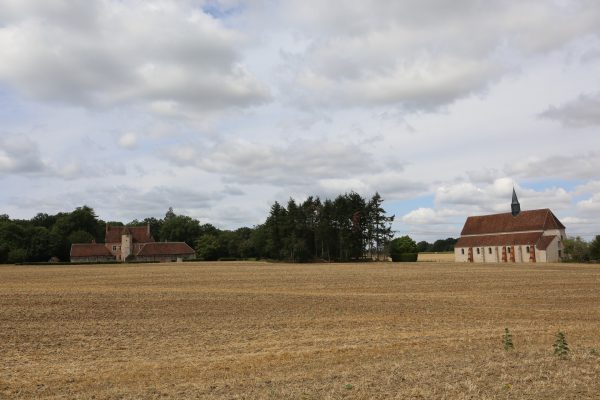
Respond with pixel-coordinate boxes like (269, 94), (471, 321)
(118, 133), (138, 150)
(402, 208), (459, 225)
(562, 216), (592, 225)
(0, 0), (270, 114)
(1, 1), (600, 241)
(577, 193), (600, 214)
(573, 180), (600, 196)
(167, 138), (382, 185)
(506, 152), (600, 180)
(269, 0), (600, 111)
(540, 92), (600, 127)
(0, 136), (47, 174)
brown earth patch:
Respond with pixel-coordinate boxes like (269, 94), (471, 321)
(1, 261), (599, 399)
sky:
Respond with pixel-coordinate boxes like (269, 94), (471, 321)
(1, 0), (600, 241)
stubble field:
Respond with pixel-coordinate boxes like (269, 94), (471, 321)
(1, 261), (600, 399)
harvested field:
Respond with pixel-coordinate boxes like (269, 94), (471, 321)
(417, 252), (454, 262)
(1, 261), (600, 399)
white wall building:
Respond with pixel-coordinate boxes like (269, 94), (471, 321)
(455, 190), (566, 263)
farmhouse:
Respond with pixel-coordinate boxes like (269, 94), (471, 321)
(70, 224), (195, 262)
(455, 190), (566, 263)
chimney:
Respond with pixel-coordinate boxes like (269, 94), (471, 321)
(147, 223), (151, 236)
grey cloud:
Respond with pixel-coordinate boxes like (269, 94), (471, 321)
(0, 135), (127, 179)
(506, 151), (600, 180)
(222, 185), (245, 196)
(368, 175), (429, 201)
(466, 168), (503, 184)
(9, 184), (224, 222)
(577, 193), (600, 215)
(0, 136), (47, 174)
(168, 138), (383, 185)
(540, 92), (600, 127)
(0, 1), (270, 112)
(272, 0), (600, 111)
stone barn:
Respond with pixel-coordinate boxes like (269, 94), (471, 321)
(455, 190), (566, 263)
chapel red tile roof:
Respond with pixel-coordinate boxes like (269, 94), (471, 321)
(456, 233), (558, 250)
(536, 235), (558, 250)
(70, 244), (115, 258)
(136, 242), (195, 256)
(460, 209), (565, 236)
(105, 225), (154, 243)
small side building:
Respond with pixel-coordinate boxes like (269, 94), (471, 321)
(136, 242), (196, 262)
(70, 243), (116, 263)
(455, 189), (566, 263)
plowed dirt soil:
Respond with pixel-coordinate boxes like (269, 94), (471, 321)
(1, 262), (599, 399)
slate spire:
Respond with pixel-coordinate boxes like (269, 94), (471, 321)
(511, 187), (521, 217)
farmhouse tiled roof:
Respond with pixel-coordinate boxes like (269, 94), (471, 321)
(536, 235), (558, 250)
(456, 232), (542, 248)
(460, 209), (565, 236)
(70, 243), (114, 257)
(456, 233), (558, 250)
(105, 225), (154, 243)
(136, 242), (195, 256)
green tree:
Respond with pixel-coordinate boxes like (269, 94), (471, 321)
(249, 224), (268, 259)
(389, 235), (418, 262)
(159, 215), (201, 246)
(68, 230), (95, 245)
(7, 248), (27, 263)
(563, 237), (590, 262)
(589, 235), (600, 261)
(0, 222), (27, 250)
(31, 213), (57, 229)
(367, 192), (394, 260)
(26, 226), (60, 262)
(165, 207), (176, 220)
(417, 241), (432, 252)
(432, 238), (458, 252)
(195, 235), (220, 261)
(69, 206), (104, 240)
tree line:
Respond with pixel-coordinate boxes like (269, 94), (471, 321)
(0, 192), (488, 264)
(562, 236), (600, 262)
(0, 193), (401, 263)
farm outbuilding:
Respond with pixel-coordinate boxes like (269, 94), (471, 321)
(455, 190), (566, 263)
(69, 224), (195, 263)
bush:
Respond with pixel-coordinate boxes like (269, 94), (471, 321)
(553, 331), (570, 358)
(390, 236), (418, 261)
(218, 257), (238, 261)
(503, 328), (514, 351)
(394, 253), (418, 262)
